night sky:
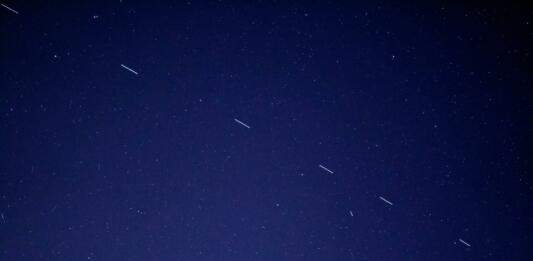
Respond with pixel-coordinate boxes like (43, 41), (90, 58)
(1, 1), (531, 260)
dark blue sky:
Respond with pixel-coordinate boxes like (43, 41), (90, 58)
(1, 1), (531, 260)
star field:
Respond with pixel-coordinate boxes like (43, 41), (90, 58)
(0, 1), (531, 260)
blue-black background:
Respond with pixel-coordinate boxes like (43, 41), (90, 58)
(1, 1), (531, 260)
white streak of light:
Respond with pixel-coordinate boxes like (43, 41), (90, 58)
(379, 196), (393, 206)
(458, 238), (471, 247)
(1, 3), (18, 14)
(234, 118), (251, 129)
(120, 64), (139, 75)
(318, 164), (334, 174)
